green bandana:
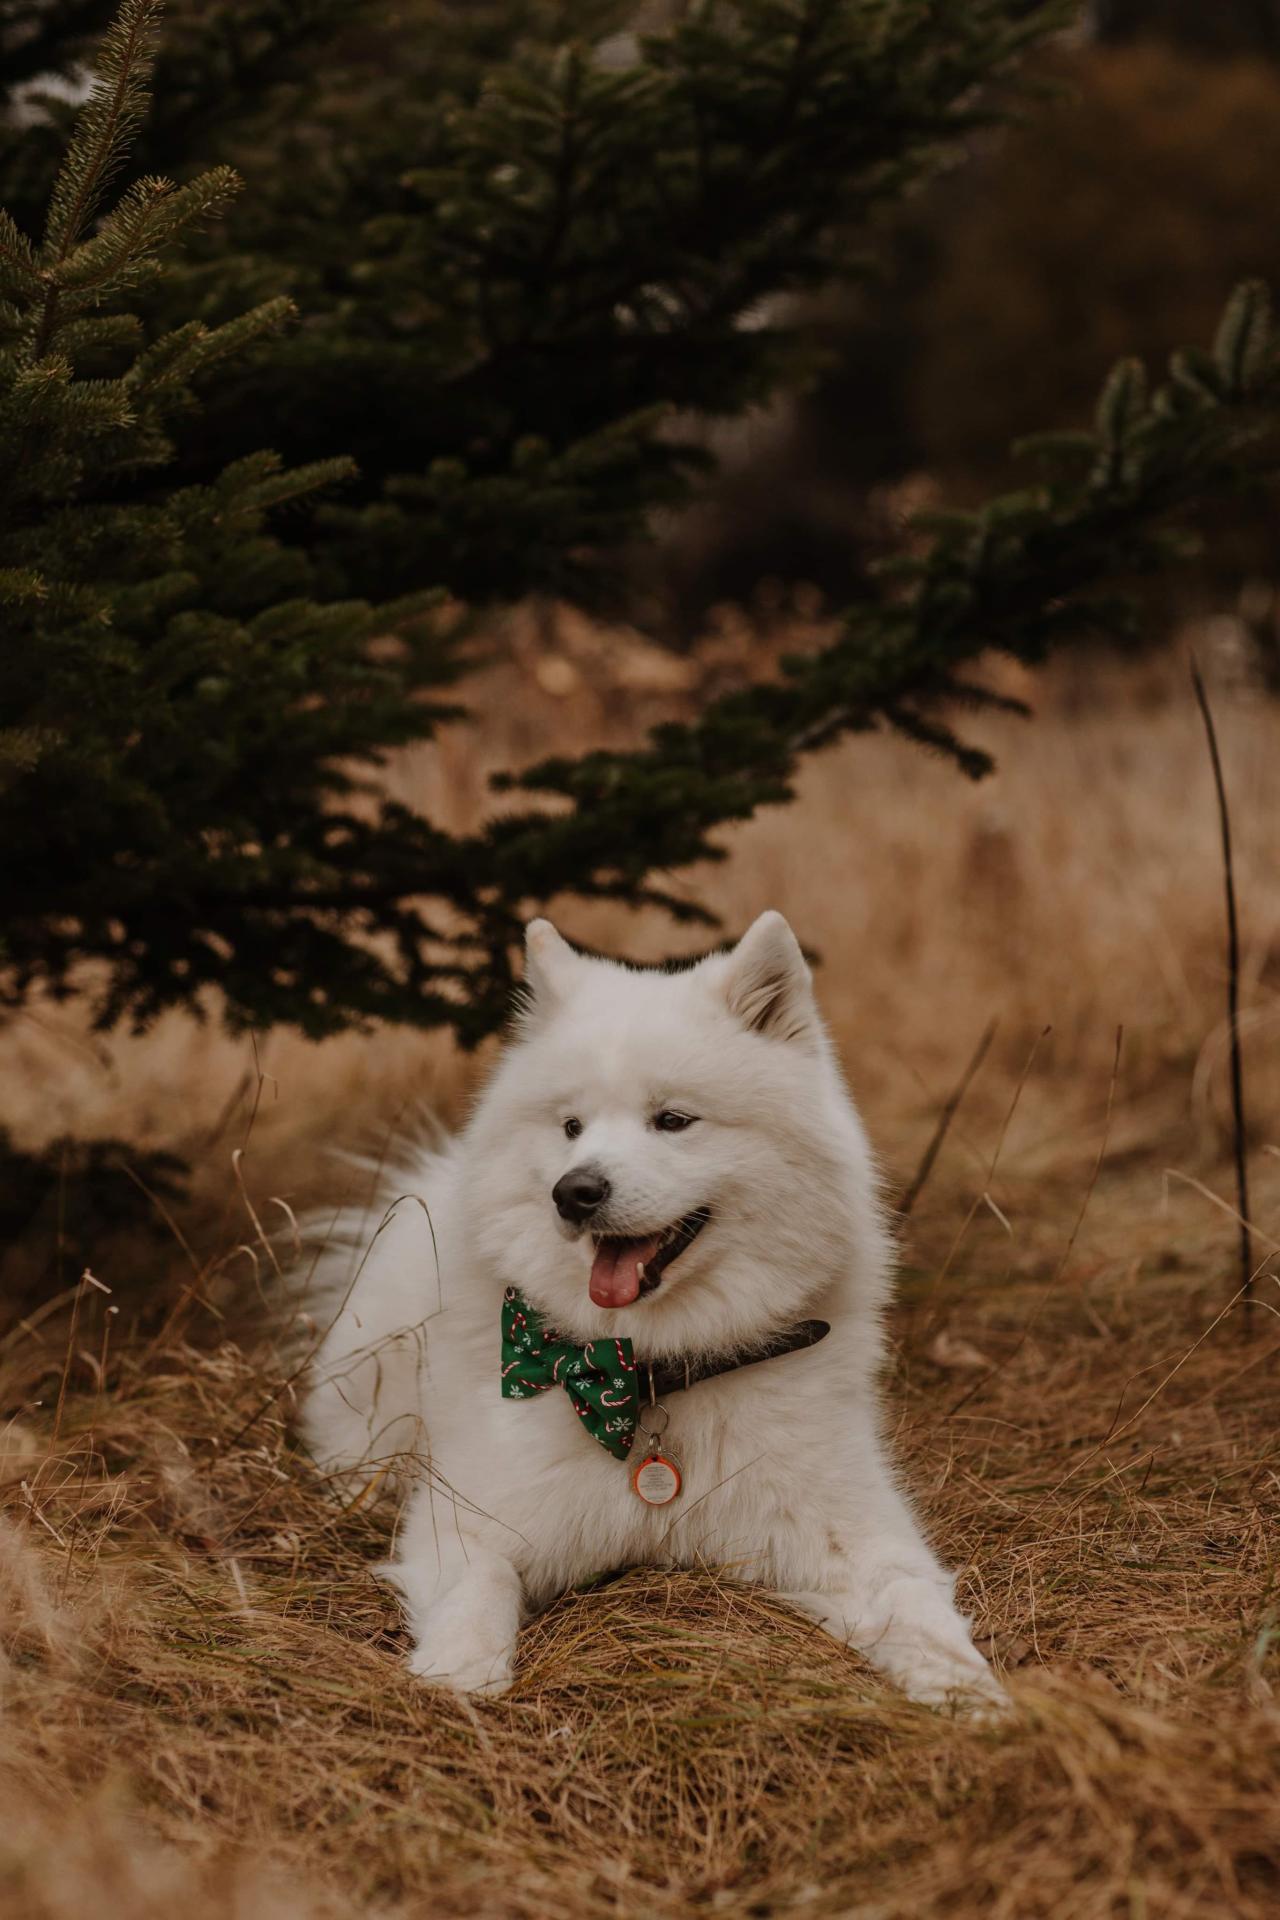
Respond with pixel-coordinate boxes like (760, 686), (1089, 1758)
(500, 1287), (639, 1459)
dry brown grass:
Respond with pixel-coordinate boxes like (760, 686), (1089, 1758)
(2, 622), (1278, 1917)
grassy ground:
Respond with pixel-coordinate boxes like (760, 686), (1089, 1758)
(1, 631), (1278, 1916)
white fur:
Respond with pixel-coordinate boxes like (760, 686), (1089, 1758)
(300, 912), (1002, 1708)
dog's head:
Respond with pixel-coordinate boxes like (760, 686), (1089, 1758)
(463, 912), (880, 1353)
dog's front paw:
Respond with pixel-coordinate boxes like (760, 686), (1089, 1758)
(893, 1642), (1009, 1719)
(406, 1624), (516, 1697)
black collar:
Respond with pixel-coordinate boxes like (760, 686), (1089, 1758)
(639, 1319), (830, 1403)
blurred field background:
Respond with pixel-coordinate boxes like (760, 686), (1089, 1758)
(4, 3), (1280, 1915)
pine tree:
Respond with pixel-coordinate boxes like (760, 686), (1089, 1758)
(4, 0), (1280, 1050)
(0, 0), (462, 1038)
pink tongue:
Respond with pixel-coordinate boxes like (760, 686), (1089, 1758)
(589, 1234), (663, 1308)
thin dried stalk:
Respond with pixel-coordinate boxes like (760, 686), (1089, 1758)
(898, 1017), (997, 1218)
(1190, 656), (1254, 1329)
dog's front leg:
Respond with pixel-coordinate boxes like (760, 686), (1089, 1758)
(384, 1522), (524, 1696)
(780, 1483), (1004, 1712)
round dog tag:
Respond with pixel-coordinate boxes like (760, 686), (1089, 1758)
(630, 1449), (682, 1506)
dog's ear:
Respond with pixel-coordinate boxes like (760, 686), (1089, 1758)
(521, 918), (581, 1013)
(721, 911), (816, 1045)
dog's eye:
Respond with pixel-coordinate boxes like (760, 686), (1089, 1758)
(653, 1110), (696, 1133)
(563, 1116), (583, 1140)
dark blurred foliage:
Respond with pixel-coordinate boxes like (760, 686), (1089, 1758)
(0, 1128), (188, 1309)
(0, 3), (622, 233)
(911, 39), (1280, 633)
(676, 9), (1280, 637)
(1093, 0), (1280, 58)
(916, 48), (1280, 487)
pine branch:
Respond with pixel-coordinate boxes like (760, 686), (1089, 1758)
(489, 285), (1280, 867)
(52, 167), (241, 304)
(41, 0), (164, 264)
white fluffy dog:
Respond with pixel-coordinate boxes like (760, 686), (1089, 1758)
(301, 912), (1002, 1708)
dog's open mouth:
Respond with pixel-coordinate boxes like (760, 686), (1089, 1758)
(589, 1207), (710, 1309)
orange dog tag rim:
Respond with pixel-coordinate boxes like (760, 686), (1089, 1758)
(630, 1450), (682, 1505)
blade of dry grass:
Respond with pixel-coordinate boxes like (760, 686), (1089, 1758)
(898, 1017), (998, 1218)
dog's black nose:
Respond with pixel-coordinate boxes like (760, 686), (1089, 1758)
(553, 1165), (611, 1225)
